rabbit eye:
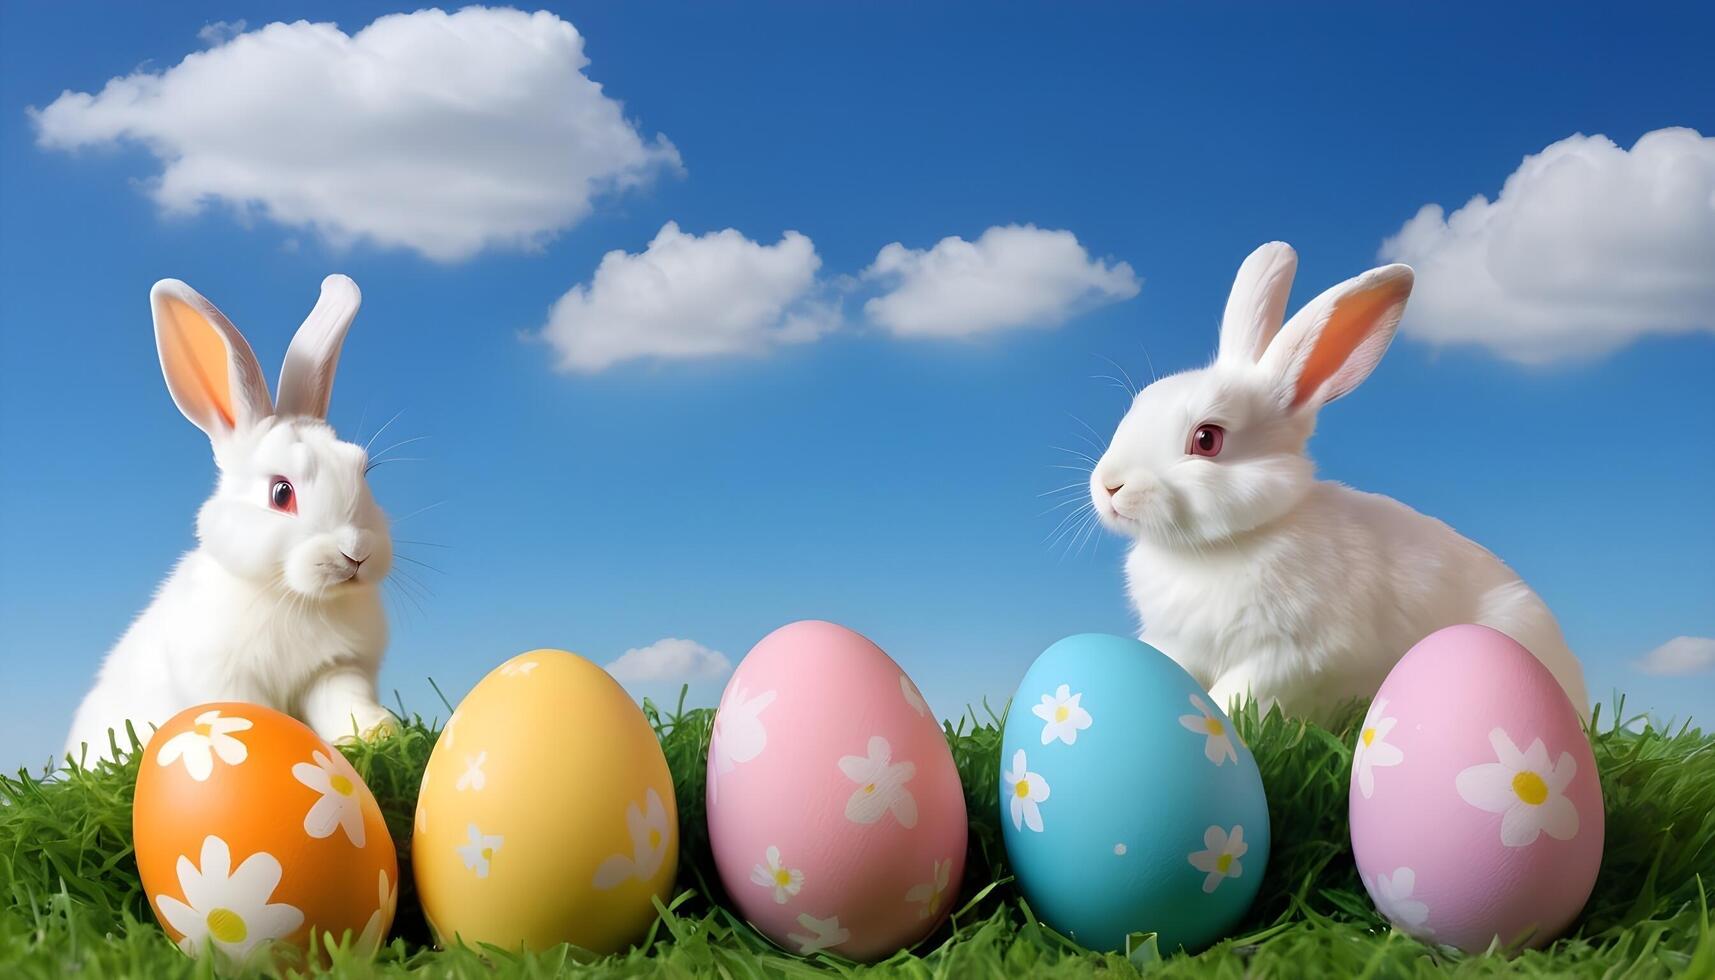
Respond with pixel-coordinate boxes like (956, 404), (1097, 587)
(269, 478), (297, 514)
(1188, 424), (1225, 458)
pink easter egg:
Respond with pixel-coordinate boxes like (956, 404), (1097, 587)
(705, 621), (967, 961)
(1349, 624), (1603, 952)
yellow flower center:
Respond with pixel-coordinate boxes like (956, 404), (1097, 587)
(205, 907), (247, 944)
(329, 773), (354, 796)
(1206, 717), (1225, 737)
(1014, 779), (1031, 798)
(648, 828), (662, 850)
(1216, 853), (1233, 874)
(480, 847), (493, 862)
(1512, 770), (1549, 806)
(774, 868), (792, 887)
(1361, 727), (1376, 747)
(863, 783), (876, 794)
(1055, 705), (1070, 722)
(194, 723), (213, 737)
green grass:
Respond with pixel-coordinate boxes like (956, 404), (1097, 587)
(3, 695), (1711, 978)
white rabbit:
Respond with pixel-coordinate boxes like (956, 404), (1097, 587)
(1089, 242), (1589, 721)
(65, 275), (396, 764)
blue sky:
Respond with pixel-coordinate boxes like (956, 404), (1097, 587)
(2, 3), (1711, 771)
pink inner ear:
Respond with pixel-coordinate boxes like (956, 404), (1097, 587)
(1292, 279), (1410, 409)
(160, 297), (237, 429)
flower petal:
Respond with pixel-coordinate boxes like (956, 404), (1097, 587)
(1026, 772), (1050, 803)
(592, 854), (634, 889)
(251, 901), (306, 943)
(1203, 825), (1227, 851)
(837, 753), (875, 783)
(1489, 728), (1527, 770)
(339, 800), (367, 848)
(1500, 803), (1543, 847)
(210, 733), (247, 766)
(1539, 793), (1579, 841)
(889, 788), (919, 829)
(1455, 763), (1517, 813)
(227, 850), (285, 909)
(293, 762), (332, 794)
(182, 742), (215, 782)
(155, 895), (202, 940)
(1365, 742), (1404, 768)
(303, 796), (343, 840)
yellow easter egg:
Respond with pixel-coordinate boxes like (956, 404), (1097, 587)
(411, 650), (678, 953)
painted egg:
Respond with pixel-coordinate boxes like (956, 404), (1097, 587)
(705, 620), (967, 961)
(1349, 624), (1603, 952)
(133, 702), (397, 965)
(412, 650), (678, 954)
(999, 634), (1270, 953)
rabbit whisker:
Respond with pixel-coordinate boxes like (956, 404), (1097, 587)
(364, 409), (407, 455)
(366, 457), (427, 474)
(1097, 354), (1139, 397)
(393, 553), (444, 575)
(370, 434), (431, 460)
(390, 500), (447, 525)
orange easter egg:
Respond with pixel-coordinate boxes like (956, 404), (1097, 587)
(133, 702), (397, 966)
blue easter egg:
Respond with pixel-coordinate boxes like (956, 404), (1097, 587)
(999, 633), (1270, 952)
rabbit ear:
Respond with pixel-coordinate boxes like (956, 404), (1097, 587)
(152, 279), (272, 440)
(275, 275), (361, 420)
(1261, 263), (1413, 410)
(1218, 242), (1298, 366)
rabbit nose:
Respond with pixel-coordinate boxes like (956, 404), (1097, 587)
(340, 551), (366, 568)
(1103, 483), (1123, 497)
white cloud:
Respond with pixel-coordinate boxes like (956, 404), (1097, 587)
(861, 224), (1140, 338)
(197, 20), (246, 45)
(1381, 127), (1715, 363)
(605, 638), (732, 683)
(29, 8), (680, 262)
(539, 222), (833, 372)
(1633, 636), (1715, 677)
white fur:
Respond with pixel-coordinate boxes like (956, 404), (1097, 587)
(1092, 243), (1588, 721)
(66, 276), (395, 763)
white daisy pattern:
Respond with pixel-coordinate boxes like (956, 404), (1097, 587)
(749, 845), (805, 904)
(593, 788), (673, 889)
(1367, 867), (1430, 933)
(1177, 694), (1237, 766)
(154, 836), (304, 962)
(291, 749), (367, 848)
(1187, 825), (1248, 893)
(904, 857), (953, 920)
(708, 683), (776, 804)
(1032, 684), (1093, 746)
(457, 823), (504, 878)
(1353, 697), (1405, 798)
(355, 867), (399, 956)
(838, 736), (918, 828)
(455, 752), (488, 792)
(787, 913), (850, 955)
(440, 709), (461, 749)
(900, 673), (930, 717)
(1003, 749), (1050, 833)
(156, 709), (252, 782)
(1455, 728), (1580, 847)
